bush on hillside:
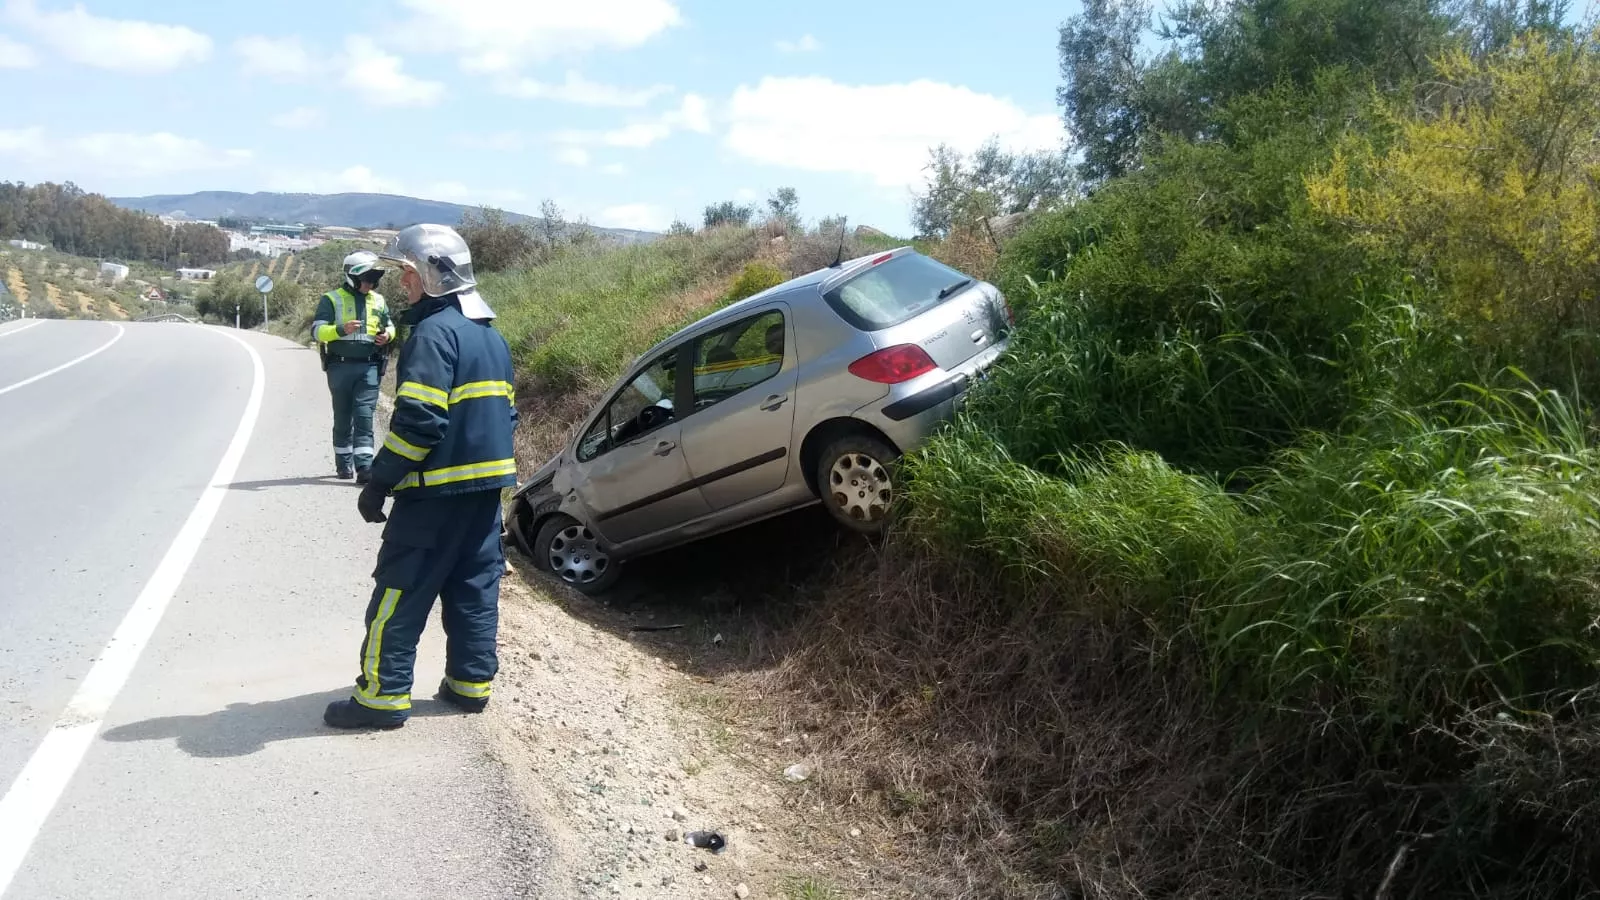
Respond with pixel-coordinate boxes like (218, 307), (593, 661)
(722, 261), (786, 305)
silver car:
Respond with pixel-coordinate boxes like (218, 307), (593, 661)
(505, 247), (1013, 594)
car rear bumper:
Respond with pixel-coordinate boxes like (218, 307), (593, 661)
(853, 339), (1007, 451)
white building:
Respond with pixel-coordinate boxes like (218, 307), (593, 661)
(99, 262), (130, 283)
(176, 268), (217, 281)
(7, 239), (44, 251)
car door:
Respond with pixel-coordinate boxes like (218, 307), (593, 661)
(678, 305), (800, 511)
(567, 347), (711, 545)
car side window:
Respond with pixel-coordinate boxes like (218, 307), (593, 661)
(577, 350), (679, 462)
(691, 310), (785, 411)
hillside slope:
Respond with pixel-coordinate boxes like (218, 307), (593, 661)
(109, 191), (660, 243)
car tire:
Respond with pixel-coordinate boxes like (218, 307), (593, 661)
(816, 434), (899, 536)
(534, 512), (622, 596)
(513, 495), (560, 571)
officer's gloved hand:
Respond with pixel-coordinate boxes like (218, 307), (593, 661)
(357, 481), (389, 523)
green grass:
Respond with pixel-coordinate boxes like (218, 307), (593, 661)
(482, 226), (764, 390)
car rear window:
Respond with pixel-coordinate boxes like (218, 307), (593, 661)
(822, 253), (972, 331)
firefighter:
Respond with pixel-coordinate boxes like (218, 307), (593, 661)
(323, 223), (518, 730)
(310, 250), (396, 482)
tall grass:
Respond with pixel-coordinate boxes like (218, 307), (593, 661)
(483, 226), (764, 391)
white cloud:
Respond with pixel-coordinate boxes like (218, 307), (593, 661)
(775, 34), (821, 53)
(5, 0), (210, 72)
(0, 127), (251, 185)
(342, 36), (445, 107)
(555, 146), (590, 167)
(735, 187), (758, 202)
(600, 163), (628, 176)
(724, 77), (1064, 189)
(500, 70), (673, 107)
(392, 0), (682, 73)
(267, 165), (405, 195)
(234, 35), (314, 80)
(598, 203), (671, 232)
(552, 93), (713, 151)
(270, 106), (325, 130)
(0, 32), (36, 67)
(663, 93), (711, 133)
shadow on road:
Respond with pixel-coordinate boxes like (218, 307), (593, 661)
(100, 689), (470, 758)
(226, 475), (354, 491)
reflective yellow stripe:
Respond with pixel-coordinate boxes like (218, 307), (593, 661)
(445, 677), (492, 699)
(390, 458), (516, 491)
(355, 588), (412, 711)
(422, 458), (517, 487)
(449, 380), (514, 404)
(383, 432), (428, 462)
(397, 381), (449, 408)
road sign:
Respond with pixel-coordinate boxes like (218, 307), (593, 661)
(255, 275), (274, 294)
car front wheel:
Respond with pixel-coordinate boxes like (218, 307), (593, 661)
(817, 434), (899, 536)
(535, 513), (621, 596)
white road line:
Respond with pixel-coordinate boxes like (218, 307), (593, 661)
(0, 324), (124, 397)
(0, 321), (43, 339)
(0, 329), (266, 897)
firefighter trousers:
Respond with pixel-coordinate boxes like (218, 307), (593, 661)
(350, 490), (504, 716)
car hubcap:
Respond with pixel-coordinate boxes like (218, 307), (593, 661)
(829, 452), (892, 523)
(548, 524), (609, 585)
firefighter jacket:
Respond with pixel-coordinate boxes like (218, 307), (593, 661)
(369, 293), (519, 499)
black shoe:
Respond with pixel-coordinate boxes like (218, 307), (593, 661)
(434, 679), (489, 714)
(336, 460), (354, 480)
(323, 698), (406, 730)
(355, 467), (371, 485)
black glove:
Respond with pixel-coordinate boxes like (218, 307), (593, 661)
(357, 481), (389, 523)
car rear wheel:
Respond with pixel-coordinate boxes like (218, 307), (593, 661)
(535, 513), (621, 596)
(817, 434), (898, 535)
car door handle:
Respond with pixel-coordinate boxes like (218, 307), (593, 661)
(760, 394), (787, 411)
(652, 440), (676, 456)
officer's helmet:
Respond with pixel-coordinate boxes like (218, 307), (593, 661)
(342, 250), (383, 290)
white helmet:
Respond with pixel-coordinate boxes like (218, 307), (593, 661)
(342, 250), (383, 289)
(377, 223), (494, 319)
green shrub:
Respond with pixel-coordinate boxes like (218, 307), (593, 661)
(722, 261), (786, 305)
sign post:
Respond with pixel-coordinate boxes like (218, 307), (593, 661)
(255, 274), (274, 330)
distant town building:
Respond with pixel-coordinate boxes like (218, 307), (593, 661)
(249, 223), (309, 238)
(176, 268), (217, 281)
(7, 239), (45, 250)
(99, 262), (130, 283)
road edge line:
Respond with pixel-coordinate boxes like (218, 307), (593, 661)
(0, 323), (125, 397)
(0, 328), (267, 896)
(0, 321), (44, 339)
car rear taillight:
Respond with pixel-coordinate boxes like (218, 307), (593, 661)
(848, 344), (937, 384)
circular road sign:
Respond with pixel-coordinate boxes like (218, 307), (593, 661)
(255, 275), (274, 294)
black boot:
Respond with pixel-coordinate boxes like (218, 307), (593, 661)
(323, 698), (406, 730)
(336, 458), (354, 480)
(355, 466), (371, 485)
(434, 678), (489, 714)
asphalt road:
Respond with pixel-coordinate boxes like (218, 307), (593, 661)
(0, 319), (549, 899)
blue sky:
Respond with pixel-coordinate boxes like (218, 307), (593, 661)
(0, 0), (1076, 235)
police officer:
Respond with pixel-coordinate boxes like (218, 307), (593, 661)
(323, 223), (519, 730)
(310, 250), (395, 482)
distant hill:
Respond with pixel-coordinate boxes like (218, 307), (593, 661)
(109, 191), (660, 243)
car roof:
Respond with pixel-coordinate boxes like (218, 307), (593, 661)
(629, 246), (915, 367)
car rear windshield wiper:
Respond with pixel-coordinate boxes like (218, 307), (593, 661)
(936, 278), (974, 300)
